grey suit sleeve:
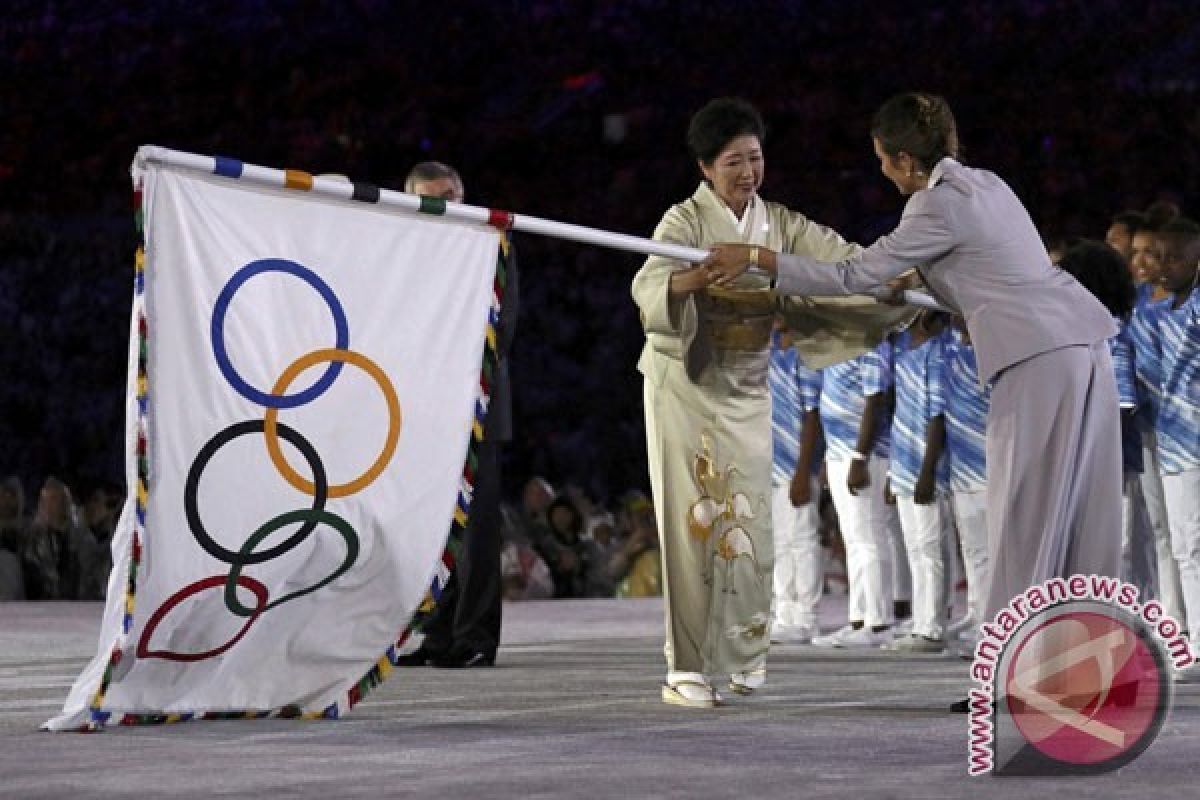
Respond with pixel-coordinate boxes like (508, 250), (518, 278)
(774, 190), (956, 297)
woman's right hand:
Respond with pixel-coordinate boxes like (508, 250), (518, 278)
(668, 264), (717, 297)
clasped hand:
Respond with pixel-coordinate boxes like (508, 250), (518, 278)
(701, 243), (757, 286)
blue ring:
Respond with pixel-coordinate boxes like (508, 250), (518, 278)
(211, 259), (349, 408)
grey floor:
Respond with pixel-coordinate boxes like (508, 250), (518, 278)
(1, 597), (1197, 799)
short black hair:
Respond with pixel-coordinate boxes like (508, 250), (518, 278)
(1160, 217), (1200, 237)
(1110, 210), (1145, 231)
(686, 97), (766, 164)
(1057, 239), (1135, 318)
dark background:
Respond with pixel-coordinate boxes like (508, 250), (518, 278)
(1, 0), (1198, 505)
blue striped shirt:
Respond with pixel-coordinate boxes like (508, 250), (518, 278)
(889, 330), (950, 496)
(819, 342), (892, 461)
(1129, 283), (1170, 427)
(1156, 287), (1200, 474)
(944, 329), (990, 492)
(1109, 318), (1137, 409)
(769, 334), (823, 485)
(1109, 317), (1143, 473)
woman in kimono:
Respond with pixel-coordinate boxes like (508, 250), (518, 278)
(702, 93), (1122, 709)
(632, 98), (914, 707)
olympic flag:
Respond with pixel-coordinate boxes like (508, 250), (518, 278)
(46, 150), (502, 730)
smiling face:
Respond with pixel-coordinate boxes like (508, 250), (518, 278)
(1130, 231), (1163, 286)
(699, 134), (763, 215)
(873, 136), (924, 196)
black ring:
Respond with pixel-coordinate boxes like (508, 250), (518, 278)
(184, 419), (328, 565)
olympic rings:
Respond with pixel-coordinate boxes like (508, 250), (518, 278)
(224, 509), (359, 617)
(211, 259), (349, 409)
(140, 258), (402, 664)
(185, 419), (328, 564)
(263, 348), (401, 498)
(137, 575), (269, 662)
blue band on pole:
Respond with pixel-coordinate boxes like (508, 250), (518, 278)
(213, 156), (244, 179)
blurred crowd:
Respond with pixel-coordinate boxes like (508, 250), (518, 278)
(1, 2), (1198, 602)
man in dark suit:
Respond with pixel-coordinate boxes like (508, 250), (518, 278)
(398, 162), (518, 668)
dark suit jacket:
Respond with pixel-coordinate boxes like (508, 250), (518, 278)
(486, 235), (518, 442)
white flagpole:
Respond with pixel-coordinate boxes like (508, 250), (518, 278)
(135, 146), (947, 311)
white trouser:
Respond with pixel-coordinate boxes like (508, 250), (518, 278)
(1142, 431), (1185, 621)
(771, 479), (823, 628)
(1162, 468), (1200, 643)
(896, 495), (952, 639)
(885, 497), (912, 604)
(1121, 472), (1158, 599)
(827, 455), (893, 628)
(951, 489), (989, 631)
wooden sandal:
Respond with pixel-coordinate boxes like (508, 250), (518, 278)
(662, 679), (721, 708)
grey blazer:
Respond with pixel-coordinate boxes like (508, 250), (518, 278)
(774, 159), (1116, 383)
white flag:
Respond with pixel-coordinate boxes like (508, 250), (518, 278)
(47, 150), (499, 729)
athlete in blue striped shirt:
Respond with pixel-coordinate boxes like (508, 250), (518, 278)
(885, 314), (954, 652)
(1058, 240), (1154, 600)
(943, 323), (990, 643)
(768, 328), (824, 643)
(1129, 223), (1184, 622)
(1154, 219), (1200, 681)
(813, 342), (895, 648)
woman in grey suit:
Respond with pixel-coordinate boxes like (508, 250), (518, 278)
(703, 93), (1123, 678)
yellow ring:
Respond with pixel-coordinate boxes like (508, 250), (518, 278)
(263, 348), (401, 498)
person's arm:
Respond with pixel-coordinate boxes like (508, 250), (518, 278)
(705, 191), (956, 296)
(914, 415), (946, 505)
(790, 409), (821, 507)
(847, 393), (885, 495)
(631, 205), (710, 334)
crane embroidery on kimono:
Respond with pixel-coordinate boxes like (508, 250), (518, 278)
(685, 432), (765, 594)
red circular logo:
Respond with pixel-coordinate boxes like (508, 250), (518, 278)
(1004, 610), (1166, 766)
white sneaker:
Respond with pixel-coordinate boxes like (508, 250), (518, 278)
(812, 624), (857, 648)
(884, 633), (946, 653)
(945, 616), (977, 640)
(835, 626), (894, 649)
(771, 624), (816, 644)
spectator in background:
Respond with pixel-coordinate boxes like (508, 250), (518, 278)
(612, 495), (662, 599)
(19, 477), (101, 600)
(535, 495), (586, 598)
(0, 476), (26, 600)
(581, 511), (622, 598)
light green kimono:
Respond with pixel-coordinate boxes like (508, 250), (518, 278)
(632, 182), (914, 678)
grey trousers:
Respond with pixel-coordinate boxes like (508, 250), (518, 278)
(983, 342), (1123, 621)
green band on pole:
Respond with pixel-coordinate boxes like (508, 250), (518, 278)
(418, 196), (447, 215)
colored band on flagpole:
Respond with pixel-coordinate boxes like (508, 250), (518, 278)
(487, 209), (514, 230)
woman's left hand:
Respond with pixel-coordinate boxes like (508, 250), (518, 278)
(701, 244), (756, 285)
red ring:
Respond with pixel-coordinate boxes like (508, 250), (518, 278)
(137, 576), (269, 662)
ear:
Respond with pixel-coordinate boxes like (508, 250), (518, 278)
(698, 159), (715, 183)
